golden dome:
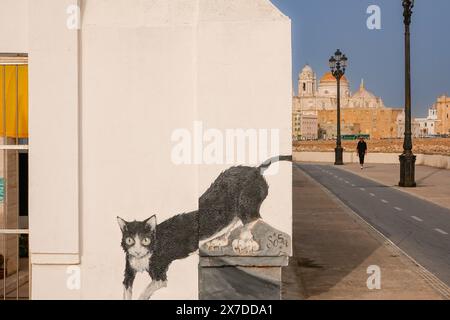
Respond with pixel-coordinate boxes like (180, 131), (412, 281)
(320, 72), (348, 83)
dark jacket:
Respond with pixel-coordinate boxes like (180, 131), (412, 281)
(357, 141), (367, 154)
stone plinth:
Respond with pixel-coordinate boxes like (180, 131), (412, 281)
(199, 220), (291, 300)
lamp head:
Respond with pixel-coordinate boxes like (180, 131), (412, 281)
(341, 54), (348, 69)
(402, 0), (415, 25)
(329, 56), (337, 70)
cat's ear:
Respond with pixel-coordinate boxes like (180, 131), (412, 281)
(144, 215), (157, 231)
(117, 216), (128, 232)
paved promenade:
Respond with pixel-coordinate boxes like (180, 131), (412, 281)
(300, 163), (450, 288)
(282, 164), (448, 300)
(341, 163), (450, 210)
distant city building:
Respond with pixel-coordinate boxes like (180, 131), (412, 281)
(413, 107), (438, 137)
(318, 108), (403, 139)
(435, 95), (450, 135)
(397, 111), (406, 139)
(293, 64), (404, 139)
(412, 95), (450, 137)
(292, 111), (318, 141)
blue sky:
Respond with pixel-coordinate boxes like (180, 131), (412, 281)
(270, 0), (450, 117)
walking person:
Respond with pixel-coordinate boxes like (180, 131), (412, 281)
(357, 137), (367, 169)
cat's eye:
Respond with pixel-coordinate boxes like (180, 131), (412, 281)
(125, 237), (135, 245)
(141, 237), (151, 246)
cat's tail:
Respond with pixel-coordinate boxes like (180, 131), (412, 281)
(258, 155), (293, 172)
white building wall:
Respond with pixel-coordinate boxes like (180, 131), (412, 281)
(28, 0), (81, 299)
(0, 0), (28, 53)
(0, 0), (292, 300)
(196, 0), (292, 237)
(79, 0), (201, 300)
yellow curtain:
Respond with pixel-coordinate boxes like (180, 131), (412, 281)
(0, 65), (28, 138)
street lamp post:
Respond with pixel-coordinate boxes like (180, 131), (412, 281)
(329, 49), (348, 166)
(399, 0), (416, 187)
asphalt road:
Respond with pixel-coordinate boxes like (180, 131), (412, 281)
(297, 163), (450, 287)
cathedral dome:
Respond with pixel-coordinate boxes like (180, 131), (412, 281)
(349, 79), (384, 108)
(317, 71), (351, 98)
(320, 72), (348, 84)
(352, 79), (376, 99)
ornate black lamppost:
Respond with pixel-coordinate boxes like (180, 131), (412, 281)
(329, 49), (348, 165)
(399, 0), (416, 187)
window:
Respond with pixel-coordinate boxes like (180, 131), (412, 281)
(303, 83), (306, 91)
(0, 54), (29, 300)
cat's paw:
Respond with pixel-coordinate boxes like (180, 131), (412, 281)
(138, 280), (167, 300)
(138, 293), (151, 300)
(205, 234), (230, 251)
(123, 287), (133, 300)
(231, 229), (260, 255)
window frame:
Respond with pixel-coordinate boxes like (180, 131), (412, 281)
(0, 54), (29, 301)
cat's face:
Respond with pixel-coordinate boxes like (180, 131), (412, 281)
(117, 216), (157, 258)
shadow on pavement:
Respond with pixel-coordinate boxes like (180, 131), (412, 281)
(282, 166), (382, 299)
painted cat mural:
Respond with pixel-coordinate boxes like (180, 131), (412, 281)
(117, 155), (292, 300)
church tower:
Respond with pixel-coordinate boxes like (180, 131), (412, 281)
(298, 64), (317, 97)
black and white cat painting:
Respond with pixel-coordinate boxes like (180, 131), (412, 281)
(117, 155), (291, 300)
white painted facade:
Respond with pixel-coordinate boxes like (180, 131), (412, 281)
(0, 0), (292, 299)
(414, 107), (438, 137)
